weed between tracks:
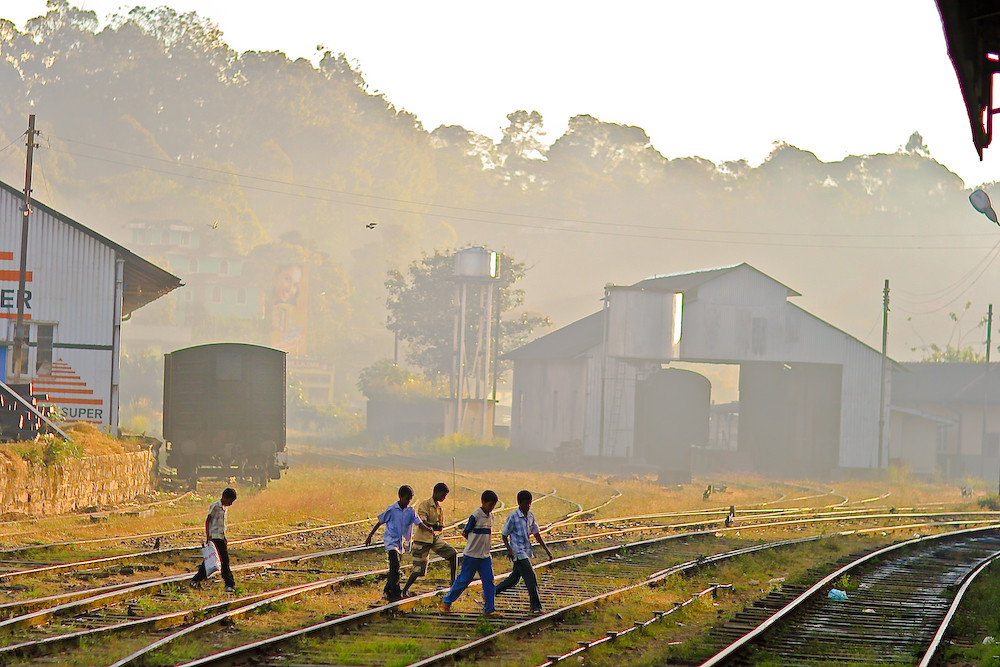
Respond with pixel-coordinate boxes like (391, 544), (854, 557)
(934, 559), (1000, 666)
(473, 535), (893, 666)
(1, 449), (989, 666)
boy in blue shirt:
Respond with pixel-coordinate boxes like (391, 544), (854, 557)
(496, 489), (552, 614)
(441, 489), (498, 614)
(365, 485), (434, 601)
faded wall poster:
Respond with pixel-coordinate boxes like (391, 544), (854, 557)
(270, 263), (307, 355)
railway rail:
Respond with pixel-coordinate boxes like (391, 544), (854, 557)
(2, 501), (993, 634)
(105, 521), (999, 666)
(696, 526), (1000, 666)
(0, 471), (993, 667)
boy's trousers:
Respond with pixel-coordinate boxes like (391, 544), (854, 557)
(192, 538), (235, 588)
(443, 555), (495, 612)
(495, 558), (541, 610)
(384, 549), (402, 599)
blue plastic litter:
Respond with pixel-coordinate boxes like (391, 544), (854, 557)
(827, 588), (848, 601)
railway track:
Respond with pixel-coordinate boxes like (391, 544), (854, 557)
(113, 521), (997, 667)
(0, 468), (990, 666)
(1, 499), (991, 632)
(0, 488), (625, 657)
(139, 529), (764, 667)
(696, 526), (1000, 666)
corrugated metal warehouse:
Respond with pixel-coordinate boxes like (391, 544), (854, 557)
(507, 264), (894, 480)
(0, 180), (181, 432)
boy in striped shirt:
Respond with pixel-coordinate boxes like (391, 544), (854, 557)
(496, 489), (552, 614)
(440, 489), (498, 614)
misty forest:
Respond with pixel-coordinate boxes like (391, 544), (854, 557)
(0, 1), (995, 433)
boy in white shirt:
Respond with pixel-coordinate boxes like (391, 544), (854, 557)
(190, 487), (238, 592)
(440, 489), (498, 614)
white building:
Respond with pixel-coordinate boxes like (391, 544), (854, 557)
(507, 264), (895, 478)
(0, 180), (181, 432)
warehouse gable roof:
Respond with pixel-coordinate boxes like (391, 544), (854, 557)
(507, 263), (800, 361)
(634, 263), (800, 296)
(505, 311), (603, 361)
(0, 180), (181, 315)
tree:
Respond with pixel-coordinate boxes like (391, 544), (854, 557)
(385, 249), (550, 379)
(357, 359), (442, 400)
(913, 303), (990, 362)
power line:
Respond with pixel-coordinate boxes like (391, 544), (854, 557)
(43, 132), (999, 245)
(894, 238), (1000, 305)
(894, 245), (1000, 316)
(0, 131), (26, 156)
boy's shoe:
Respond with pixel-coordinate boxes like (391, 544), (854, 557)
(188, 580), (201, 589)
(530, 607), (544, 615)
(483, 609), (496, 616)
(224, 586), (236, 593)
(439, 601), (451, 612)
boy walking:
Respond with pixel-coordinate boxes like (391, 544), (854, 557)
(365, 485), (433, 601)
(401, 482), (458, 597)
(496, 489), (552, 614)
(191, 487), (238, 592)
(441, 489), (498, 614)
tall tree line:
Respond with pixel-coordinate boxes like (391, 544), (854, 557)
(0, 1), (993, 399)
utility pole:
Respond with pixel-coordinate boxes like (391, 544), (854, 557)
(983, 305), (994, 493)
(14, 114), (37, 381)
(598, 285), (611, 457)
(877, 279), (889, 470)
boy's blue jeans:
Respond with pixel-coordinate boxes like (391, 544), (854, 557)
(443, 555), (495, 612)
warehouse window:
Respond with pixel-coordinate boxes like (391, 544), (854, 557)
(211, 286), (222, 303)
(219, 260), (229, 275)
(237, 287), (246, 305)
(35, 324), (54, 376)
(552, 390), (559, 432)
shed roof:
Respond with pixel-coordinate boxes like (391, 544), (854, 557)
(506, 263), (801, 361)
(893, 362), (1000, 405)
(505, 311), (603, 361)
(0, 180), (181, 315)
(634, 263), (800, 296)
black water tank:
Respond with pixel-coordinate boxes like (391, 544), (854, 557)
(634, 368), (710, 483)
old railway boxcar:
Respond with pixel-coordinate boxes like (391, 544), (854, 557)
(164, 343), (287, 486)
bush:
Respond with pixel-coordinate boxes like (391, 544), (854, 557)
(977, 495), (1000, 511)
(424, 433), (509, 455)
(357, 360), (444, 401)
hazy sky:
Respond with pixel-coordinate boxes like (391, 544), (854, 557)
(4, 0), (996, 186)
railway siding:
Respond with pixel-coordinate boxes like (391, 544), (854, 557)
(696, 527), (1000, 666)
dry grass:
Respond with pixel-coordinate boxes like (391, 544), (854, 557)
(0, 422), (141, 469)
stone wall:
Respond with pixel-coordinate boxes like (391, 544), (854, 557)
(0, 450), (157, 516)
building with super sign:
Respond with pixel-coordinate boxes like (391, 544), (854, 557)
(0, 180), (181, 432)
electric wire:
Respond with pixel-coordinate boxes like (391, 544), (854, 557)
(0, 131), (25, 156)
(36, 142), (1000, 250)
(894, 245), (1000, 316)
(895, 237), (1000, 303)
(42, 132), (999, 245)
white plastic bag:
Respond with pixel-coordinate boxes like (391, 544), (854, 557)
(202, 541), (221, 578)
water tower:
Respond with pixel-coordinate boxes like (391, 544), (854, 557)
(450, 247), (499, 438)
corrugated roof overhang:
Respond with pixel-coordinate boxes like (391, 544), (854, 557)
(0, 180), (182, 315)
